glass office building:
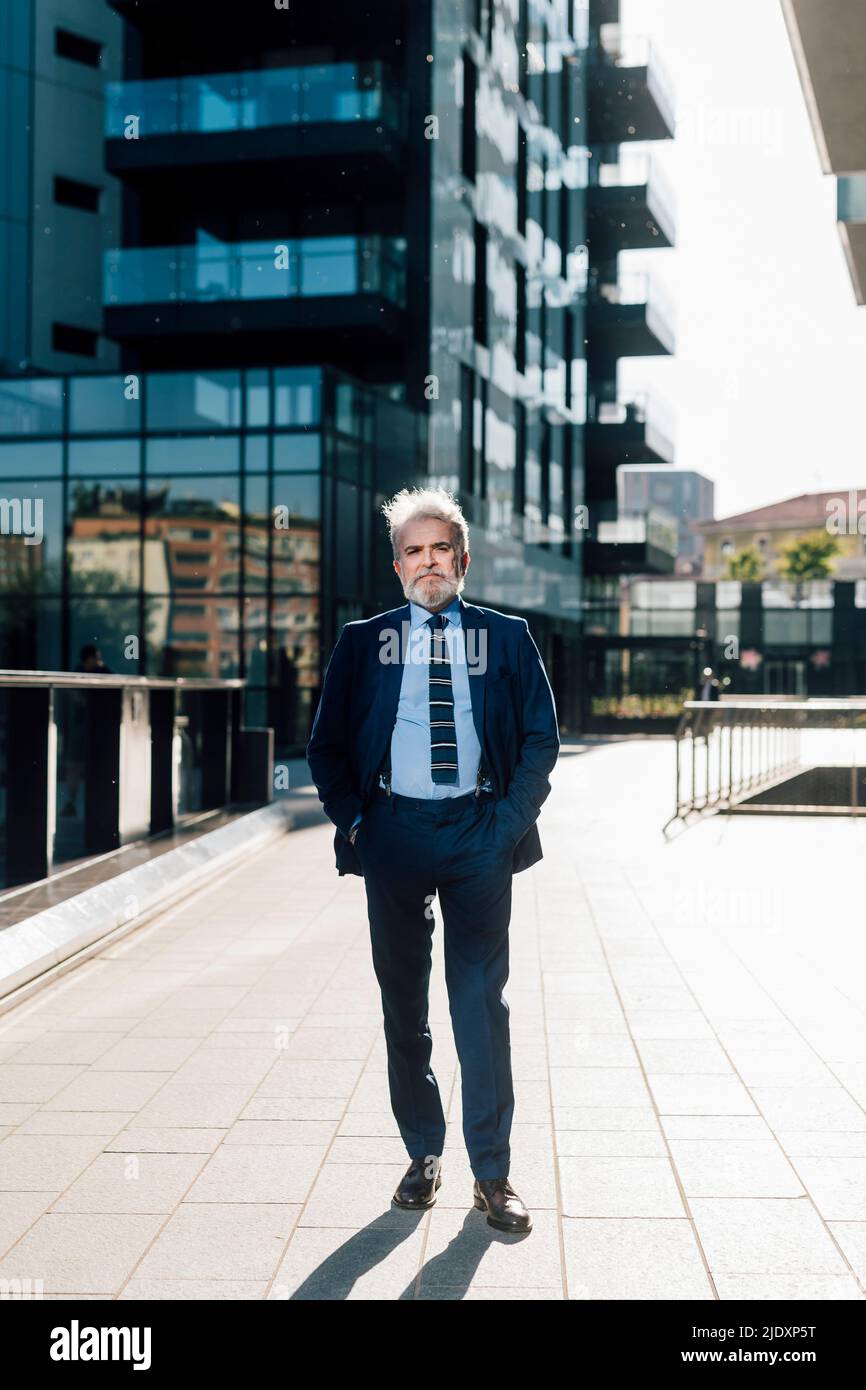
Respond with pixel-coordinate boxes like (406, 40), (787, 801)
(0, 0), (679, 743)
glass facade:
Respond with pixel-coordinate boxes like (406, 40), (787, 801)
(0, 365), (422, 752)
(426, 0), (587, 631)
(0, 0), (32, 373)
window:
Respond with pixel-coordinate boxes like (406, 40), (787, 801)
(55, 28), (102, 68)
(517, 126), (527, 236)
(460, 364), (474, 495)
(473, 220), (488, 347)
(52, 323), (98, 357)
(54, 176), (101, 214)
(515, 401), (527, 515)
(462, 54), (477, 183)
(516, 263), (527, 374)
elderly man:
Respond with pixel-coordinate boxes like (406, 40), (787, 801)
(307, 486), (560, 1234)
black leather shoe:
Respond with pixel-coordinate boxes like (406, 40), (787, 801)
(473, 1177), (532, 1232)
(393, 1156), (442, 1209)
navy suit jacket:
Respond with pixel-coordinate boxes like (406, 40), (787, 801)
(306, 595), (560, 876)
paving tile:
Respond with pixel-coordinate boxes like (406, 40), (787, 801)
(0, 1065), (87, 1104)
(561, 1218), (712, 1299)
(120, 1279), (268, 1299)
(713, 1273), (864, 1300)
(50, 1152), (209, 1214)
(0, 1213), (166, 1293)
(668, 1140), (805, 1198)
(648, 1074), (758, 1116)
(689, 1198), (851, 1275)
(184, 1144), (325, 1204)
(130, 1083), (254, 1128)
(0, 1135), (110, 1193)
(0, 1191), (57, 1258)
(790, 1158), (866, 1220)
(558, 1156), (685, 1218)
(125, 1203), (300, 1282)
(42, 1071), (168, 1113)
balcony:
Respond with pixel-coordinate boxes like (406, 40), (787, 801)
(586, 271), (676, 365)
(105, 62), (404, 187)
(586, 506), (678, 575)
(587, 149), (676, 249)
(588, 25), (676, 143)
(837, 174), (866, 305)
(103, 235), (407, 363)
(585, 388), (675, 498)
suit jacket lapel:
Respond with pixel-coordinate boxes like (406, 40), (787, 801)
(457, 595), (488, 753)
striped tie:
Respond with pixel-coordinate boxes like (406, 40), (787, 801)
(427, 613), (458, 784)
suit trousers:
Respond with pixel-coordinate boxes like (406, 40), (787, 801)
(354, 785), (515, 1181)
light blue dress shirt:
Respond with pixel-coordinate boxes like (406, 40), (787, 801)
(384, 596), (482, 798)
(349, 596), (484, 833)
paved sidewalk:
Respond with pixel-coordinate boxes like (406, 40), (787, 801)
(1, 740), (865, 1300)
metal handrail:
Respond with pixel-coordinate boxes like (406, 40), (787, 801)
(663, 698), (866, 836)
(0, 670), (243, 690)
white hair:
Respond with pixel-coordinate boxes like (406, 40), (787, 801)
(381, 486), (470, 566)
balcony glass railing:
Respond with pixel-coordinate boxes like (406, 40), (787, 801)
(589, 387), (675, 447)
(105, 61), (402, 139)
(104, 235), (408, 308)
(594, 149), (677, 236)
(590, 271), (675, 330)
(597, 24), (676, 131)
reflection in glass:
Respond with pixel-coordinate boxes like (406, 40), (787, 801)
(68, 439), (141, 476)
(270, 595), (320, 749)
(274, 368), (322, 427)
(145, 371), (242, 432)
(68, 598), (140, 674)
(69, 376), (141, 434)
(243, 475), (269, 594)
(0, 378), (63, 436)
(271, 476), (320, 593)
(67, 480), (141, 592)
(0, 442), (62, 477)
(145, 437), (240, 474)
(143, 476), (240, 595)
(146, 596), (240, 679)
(0, 481), (63, 593)
(0, 596), (61, 669)
(106, 62), (401, 138)
(105, 237), (408, 308)
(272, 434), (320, 471)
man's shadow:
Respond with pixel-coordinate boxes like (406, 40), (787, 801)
(271, 1206), (531, 1300)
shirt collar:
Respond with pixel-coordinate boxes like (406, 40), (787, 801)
(408, 594), (461, 630)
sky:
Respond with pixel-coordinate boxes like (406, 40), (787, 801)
(615, 0), (866, 522)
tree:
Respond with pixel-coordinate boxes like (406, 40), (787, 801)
(778, 530), (841, 659)
(778, 530), (840, 583)
(724, 546), (764, 581)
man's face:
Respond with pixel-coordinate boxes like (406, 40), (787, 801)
(393, 518), (469, 612)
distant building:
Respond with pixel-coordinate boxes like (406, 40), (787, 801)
(696, 489), (866, 580)
(617, 464), (714, 574)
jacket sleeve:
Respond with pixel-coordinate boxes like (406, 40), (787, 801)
(306, 623), (364, 838)
(493, 619), (560, 845)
